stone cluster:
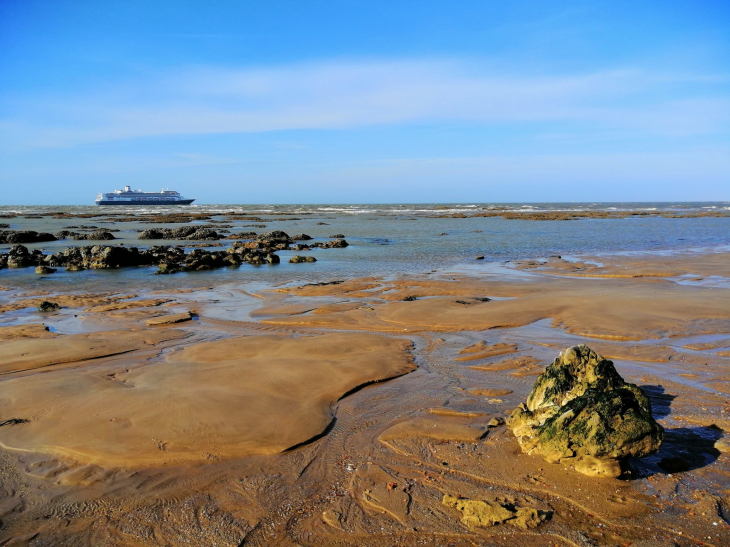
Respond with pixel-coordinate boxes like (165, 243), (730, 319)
(0, 231), (349, 274)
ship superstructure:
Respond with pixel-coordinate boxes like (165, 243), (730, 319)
(95, 186), (195, 205)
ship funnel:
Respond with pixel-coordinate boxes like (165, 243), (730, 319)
(124, 185), (131, 192)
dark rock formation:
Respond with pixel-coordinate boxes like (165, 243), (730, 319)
(507, 345), (663, 477)
(256, 231), (292, 248)
(38, 301), (60, 312)
(0, 230), (56, 244)
(35, 265), (56, 274)
(1, 228), (348, 275)
(291, 234), (312, 241)
(138, 226), (221, 240)
(225, 231), (258, 240)
(73, 229), (116, 241)
(311, 239), (348, 249)
(6, 245), (45, 268)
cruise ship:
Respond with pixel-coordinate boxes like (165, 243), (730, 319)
(95, 186), (195, 205)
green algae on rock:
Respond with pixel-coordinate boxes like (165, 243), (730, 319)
(507, 344), (663, 477)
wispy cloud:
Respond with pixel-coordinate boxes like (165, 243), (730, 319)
(2, 58), (728, 148)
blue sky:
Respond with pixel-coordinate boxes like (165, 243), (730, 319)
(1, 1), (728, 204)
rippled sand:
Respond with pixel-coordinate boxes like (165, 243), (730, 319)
(0, 253), (729, 545)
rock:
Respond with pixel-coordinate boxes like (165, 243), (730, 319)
(329, 234), (345, 238)
(139, 226), (221, 240)
(507, 345), (663, 477)
(0, 230), (56, 244)
(488, 417), (505, 427)
(257, 231), (292, 246)
(291, 234), (312, 240)
(5, 245), (46, 268)
(442, 495), (549, 529)
(72, 229), (116, 241)
(476, 255), (485, 260)
(35, 265), (56, 274)
(38, 301), (60, 312)
(155, 263), (180, 275)
(311, 239), (348, 249)
(289, 255), (317, 263)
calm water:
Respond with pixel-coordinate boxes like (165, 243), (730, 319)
(1, 202), (729, 293)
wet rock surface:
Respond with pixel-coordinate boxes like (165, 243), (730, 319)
(138, 226), (222, 240)
(0, 231), (348, 274)
(507, 344), (663, 477)
(289, 255), (317, 263)
(0, 230), (56, 244)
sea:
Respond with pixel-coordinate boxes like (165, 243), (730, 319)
(1, 202), (729, 293)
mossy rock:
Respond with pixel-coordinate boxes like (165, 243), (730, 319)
(507, 345), (663, 477)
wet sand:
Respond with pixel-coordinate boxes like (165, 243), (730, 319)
(0, 253), (729, 545)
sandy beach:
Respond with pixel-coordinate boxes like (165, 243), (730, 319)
(1, 228), (729, 545)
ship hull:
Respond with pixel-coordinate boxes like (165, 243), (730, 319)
(95, 199), (195, 206)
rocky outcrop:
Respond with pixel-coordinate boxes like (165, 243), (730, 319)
(73, 229), (116, 241)
(289, 255), (316, 263)
(6, 245), (45, 268)
(0, 230), (56, 244)
(311, 238), (348, 249)
(1, 231), (348, 275)
(138, 226), (221, 240)
(56, 229), (116, 240)
(507, 345), (663, 477)
(256, 231), (292, 249)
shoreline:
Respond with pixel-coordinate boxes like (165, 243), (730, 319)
(0, 247), (729, 544)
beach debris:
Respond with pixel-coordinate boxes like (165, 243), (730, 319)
(507, 344), (663, 477)
(38, 301), (60, 312)
(442, 495), (550, 529)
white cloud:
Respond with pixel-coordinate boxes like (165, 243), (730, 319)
(2, 58), (729, 148)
